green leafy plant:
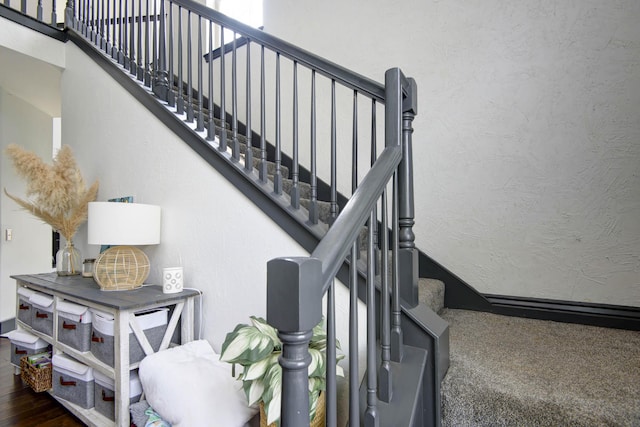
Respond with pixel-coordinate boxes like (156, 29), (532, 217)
(220, 316), (344, 426)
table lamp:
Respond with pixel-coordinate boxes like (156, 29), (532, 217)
(88, 202), (161, 291)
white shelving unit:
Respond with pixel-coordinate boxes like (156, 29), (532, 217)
(13, 273), (200, 427)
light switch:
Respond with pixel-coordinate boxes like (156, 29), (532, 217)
(5, 228), (12, 241)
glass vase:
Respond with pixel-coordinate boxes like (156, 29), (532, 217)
(56, 240), (82, 276)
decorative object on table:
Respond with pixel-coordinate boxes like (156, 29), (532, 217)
(88, 202), (161, 291)
(4, 144), (99, 276)
(162, 267), (184, 294)
(220, 316), (343, 427)
(82, 258), (95, 278)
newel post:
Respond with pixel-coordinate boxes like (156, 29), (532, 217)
(398, 77), (419, 307)
(64, 0), (75, 29)
(152, 0), (169, 101)
(386, 69), (419, 307)
(267, 257), (322, 427)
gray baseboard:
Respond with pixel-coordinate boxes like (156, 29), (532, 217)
(0, 318), (16, 334)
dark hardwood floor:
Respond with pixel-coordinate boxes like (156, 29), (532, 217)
(0, 337), (85, 427)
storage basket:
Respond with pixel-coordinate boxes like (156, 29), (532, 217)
(17, 287), (35, 326)
(57, 300), (93, 352)
(20, 356), (52, 393)
(259, 391), (325, 427)
(6, 329), (50, 367)
(30, 292), (54, 336)
(52, 353), (95, 409)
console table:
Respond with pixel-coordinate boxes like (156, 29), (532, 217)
(13, 273), (200, 427)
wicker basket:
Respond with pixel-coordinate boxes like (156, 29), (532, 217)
(20, 356), (52, 393)
(259, 392), (325, 427)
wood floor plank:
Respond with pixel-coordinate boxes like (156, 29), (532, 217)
(0, 338), (84, 427)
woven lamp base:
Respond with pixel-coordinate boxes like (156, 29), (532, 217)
(93, 245), (150, 291)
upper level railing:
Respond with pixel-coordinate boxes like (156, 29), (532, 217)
(7, 0), (421, 424)
(2, 0), (61, 25)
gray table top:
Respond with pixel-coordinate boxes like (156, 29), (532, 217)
(12, 273), (200, 310)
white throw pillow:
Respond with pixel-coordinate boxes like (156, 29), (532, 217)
(138, 340), (256, 427)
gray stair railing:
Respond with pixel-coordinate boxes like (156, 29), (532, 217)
(268, 68), (417, 427)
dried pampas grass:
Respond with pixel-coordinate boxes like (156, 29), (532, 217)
(4, 144), (99, 242)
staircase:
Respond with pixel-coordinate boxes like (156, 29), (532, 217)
(5, 2), (638, 427)
(1, 0), (447, 425)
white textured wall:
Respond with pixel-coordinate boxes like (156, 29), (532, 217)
(0, 89), (55, 323)
(263, 0), (640, 306)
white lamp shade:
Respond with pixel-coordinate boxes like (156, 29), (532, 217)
(88, 202), (161, 245)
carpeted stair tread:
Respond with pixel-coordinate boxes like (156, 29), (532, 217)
(252, 157), (289, 179)
(418, 278), (445, 314)
(299, 197), (334, 224)
(282, 178), (313, 201)
(439, 309), (640, 426)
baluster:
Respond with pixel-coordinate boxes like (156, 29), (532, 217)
(266, 257), (321, 427)
(218, 27), (226, 150)
(231, 34), (239, 160)
(195, 16), (203, 131)
(398, 77), (419, 306)
(364, 210), (379, 427)
(352, 91), (359, 255)
(64, 0), (74, 29)
(105, 0), (111, 54)
(165, 2), (175, 105)
(128, 0), (135, 74)
(329, 80), (338, 223)
(51, 0), (57, 26)
(371, 99), (380, 273)
(258, 45), (267, 181)
(352, 91), (358, 195)
(290, 61), (300, 208)
(151, 0), (156, 90)
(77, 0), (83, 33)
(111, 0), (117, 58)
(153, 0), (169, 100)
(206, 20), (214, 140)
(122, 0), (128, 67)
(84, 0), (89, 35)
(136, 0), (143, 79)
(90, 0), (95, 43)
(378, 186), (392, 402)
(326, 279), (337, 427)
(117, 0), (124, 64)
(37, 0), (43, 22)
(391, 171), (403, 363)
(175, 6), (183, 113)
(185, 11), (194, 121)
(308, 70), (318, 224)
(143, 0), (150, 86)
(96, 0), (106, 50)
(349, 240), (360, 426)
(273, 52), (282, 194)
(243, 39), (253, 172)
